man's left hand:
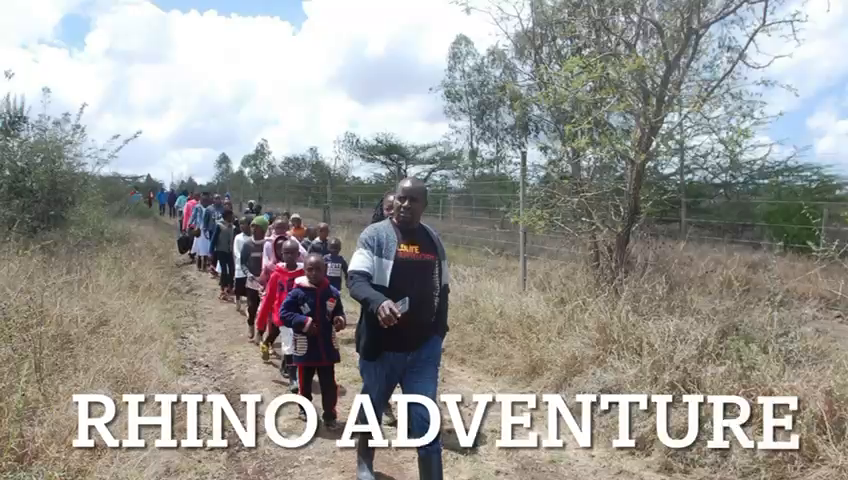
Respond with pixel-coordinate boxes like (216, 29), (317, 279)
(333, 316), (346, 331)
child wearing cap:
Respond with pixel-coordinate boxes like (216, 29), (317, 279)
(288, 213), (306, 241)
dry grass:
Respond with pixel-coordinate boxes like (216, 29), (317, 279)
(312, 207), (848, 480)
(0, 218), (185, 478)
(3, 204), (847, 479)
(445, 240), (848, 479)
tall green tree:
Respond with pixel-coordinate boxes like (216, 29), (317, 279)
(436, 34), (491, 179)
(177, 176), (199, 194)
(464, 0), (806, 282)
(229, 168), (249, 205)
(212, 152), (233, 192)
(239, 139), (274, 203)
(140, 174), (162, 193)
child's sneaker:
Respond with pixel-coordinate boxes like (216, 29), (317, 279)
(289, 382), (299, 394)
(247, 325), (254, 341)
(259, 342), (270, 361)
(323, 418), (339, 430)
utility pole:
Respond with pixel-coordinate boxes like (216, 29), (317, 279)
(325, 152), (339, 224)
(239, 172), (245, 212)
(324, 171), (332, 224)
(678, 94), (687, 238)
(821, 207), (829, 248)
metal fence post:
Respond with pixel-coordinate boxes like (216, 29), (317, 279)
(324, 175), (331, 224)
(821, 207), (829, 248)
(519, 149), (527, 291)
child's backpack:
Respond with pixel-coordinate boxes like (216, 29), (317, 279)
(177, 234), (193, 255)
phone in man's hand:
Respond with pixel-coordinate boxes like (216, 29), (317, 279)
(396, 297), (409, 315)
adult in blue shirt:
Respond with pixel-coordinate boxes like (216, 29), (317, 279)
(174, 191), (189, 234)
(157, 188), (168, 216)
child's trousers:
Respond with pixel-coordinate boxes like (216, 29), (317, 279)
(246, 288), (260, 326)
(216, 251), (235, 288)
(261, 322), (280, 345)
(297, 365), (338, 421)
(282, 355), (297, 378)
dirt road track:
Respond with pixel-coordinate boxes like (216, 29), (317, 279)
(157, 221), (684, 480)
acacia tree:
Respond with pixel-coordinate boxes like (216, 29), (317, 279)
(463, 0), (805, 283)
(338, 131), (461, 183)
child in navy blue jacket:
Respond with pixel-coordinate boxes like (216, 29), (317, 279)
(324, 237), (348, 291)
(281, 253), (346, 428)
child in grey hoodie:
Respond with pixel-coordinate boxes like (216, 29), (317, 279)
(240, 216), (268, 341)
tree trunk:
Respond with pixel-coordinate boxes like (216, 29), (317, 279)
(611, 159), (647, 283)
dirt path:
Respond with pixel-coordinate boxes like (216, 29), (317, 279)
(158, 222), (685, 480)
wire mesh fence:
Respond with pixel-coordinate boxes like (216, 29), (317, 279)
(228, 181), (848, 264)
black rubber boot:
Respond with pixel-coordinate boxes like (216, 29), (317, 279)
(417, 453), (443, 480)
(280, 355), (289, 378)
(356, 434), (376, 480)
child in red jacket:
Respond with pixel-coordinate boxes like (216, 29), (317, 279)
(255, 238), (303, 384)
(281, 253), (346, 429)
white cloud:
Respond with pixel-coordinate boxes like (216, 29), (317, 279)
(763, 0), (848, 114)
(0, 0), (88, 47)
(805, 94), (848, 166)
(1, 0), (498, 183)
(745, 0), (848, 172)
(3, 0), (847, 183)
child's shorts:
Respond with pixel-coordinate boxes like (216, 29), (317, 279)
(234, 277), (247, 296)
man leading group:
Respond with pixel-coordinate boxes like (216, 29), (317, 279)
(348, 177), (450, 480)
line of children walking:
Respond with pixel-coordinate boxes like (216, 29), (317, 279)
(196, 208), (351, 430)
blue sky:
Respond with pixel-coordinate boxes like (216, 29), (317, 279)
(152, 0), (307, 24)
(57, 0), (308, 48)
(6, 0), (848, 182)
(769, 82), (844, 165)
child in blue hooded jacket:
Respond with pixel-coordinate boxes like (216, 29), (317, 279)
(281, 253), (346, 428)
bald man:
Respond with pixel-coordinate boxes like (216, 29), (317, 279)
(348, 177), (450, 479)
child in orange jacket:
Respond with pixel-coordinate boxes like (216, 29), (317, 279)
(255, 237), (304, 386)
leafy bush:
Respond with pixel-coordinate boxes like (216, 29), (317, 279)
(0, 72), (140, 238)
